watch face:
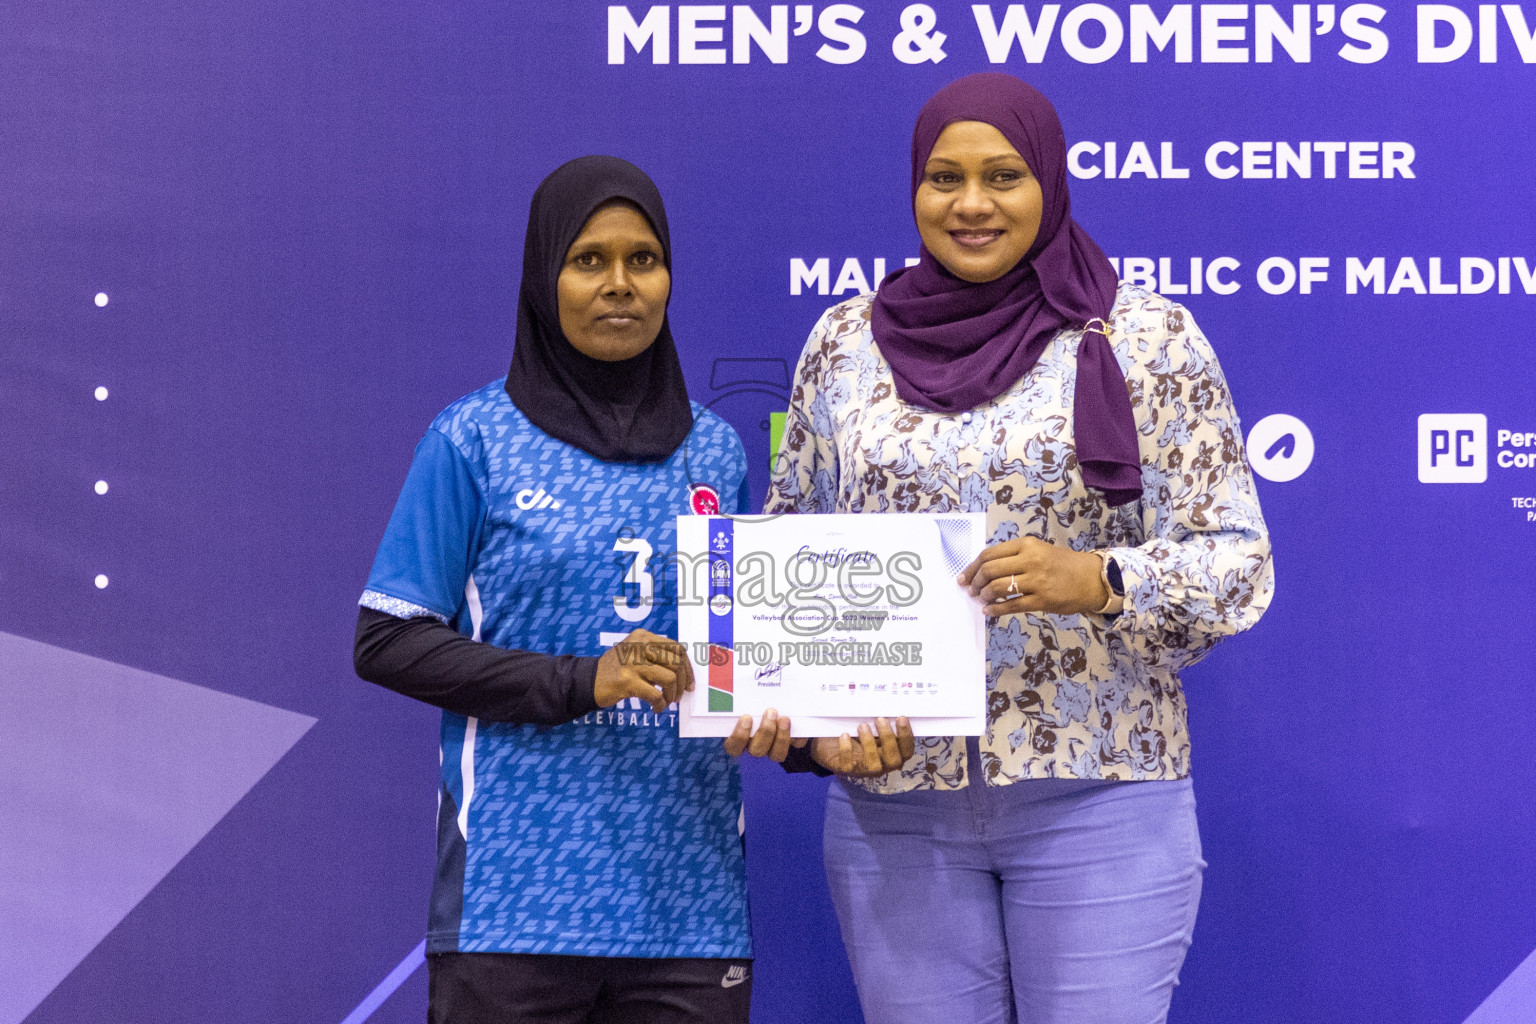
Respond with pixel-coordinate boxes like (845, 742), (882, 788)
(1105, 556), (1126, 597)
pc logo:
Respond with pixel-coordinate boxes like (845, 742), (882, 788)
(1418, 414), (1486, 483)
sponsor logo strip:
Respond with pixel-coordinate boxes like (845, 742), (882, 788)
(707, 518), (734, 712)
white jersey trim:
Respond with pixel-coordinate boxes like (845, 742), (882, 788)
(359, 589), (447, 623)
(464, 576), (484, 642)
(458, 717), (477, 840)
(457, 574), (485, 840)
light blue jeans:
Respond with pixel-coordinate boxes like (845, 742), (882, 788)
(823, 742), (1204, 1024)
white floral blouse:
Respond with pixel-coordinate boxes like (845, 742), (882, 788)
(764, 283), (1274, 792)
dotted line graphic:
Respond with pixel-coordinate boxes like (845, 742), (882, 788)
(92, 292), (111, 590)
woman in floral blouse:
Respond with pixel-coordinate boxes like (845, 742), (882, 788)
(766, 74), (1274, 1023)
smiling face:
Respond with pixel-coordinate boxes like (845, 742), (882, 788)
(557, 201), (671, 362)
(914, 120), (1043, 284)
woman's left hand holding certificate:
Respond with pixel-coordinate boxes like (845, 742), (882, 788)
(958, 537), (1109, 617)
(723, 708), (798, 762)
(809, 717), (916, 777)
(721, 711), (915, 775)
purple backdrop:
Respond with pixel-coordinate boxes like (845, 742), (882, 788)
(2, 3), (1534, 1023)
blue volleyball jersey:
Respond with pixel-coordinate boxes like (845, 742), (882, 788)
(361, 380), (752, 959)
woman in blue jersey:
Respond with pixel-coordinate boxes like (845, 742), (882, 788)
(354, 156), (792, 1024)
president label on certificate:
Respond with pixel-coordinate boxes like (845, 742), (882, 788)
(677, 513), (987, 737)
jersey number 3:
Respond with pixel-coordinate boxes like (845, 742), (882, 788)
(612, 535), (654, 623)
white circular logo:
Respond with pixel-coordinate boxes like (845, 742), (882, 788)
(1247, 414), (1315, 482)
(710, 594), (733, 616)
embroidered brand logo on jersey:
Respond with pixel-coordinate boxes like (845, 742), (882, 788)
(689, 483), (720, 515)
(721, 965), (749, 988)
(514, 487), (563, 510)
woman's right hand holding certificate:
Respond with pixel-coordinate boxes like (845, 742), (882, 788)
(810, 717), (916, 777)
(595, 628), (693, 712)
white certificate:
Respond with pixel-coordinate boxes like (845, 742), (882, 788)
(676, 513), (987, 738)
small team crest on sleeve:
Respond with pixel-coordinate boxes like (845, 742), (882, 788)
(689, 483), (721, 515)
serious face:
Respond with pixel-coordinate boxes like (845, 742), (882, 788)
(557, 201), (671, 362)
(914, 120), (1043, 284)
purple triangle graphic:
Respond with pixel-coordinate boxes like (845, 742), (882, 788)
(1463, 948), (1536, 1024)
(0, 631), (316, 1024)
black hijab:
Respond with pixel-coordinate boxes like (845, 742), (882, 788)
(505, 155), (693, 462)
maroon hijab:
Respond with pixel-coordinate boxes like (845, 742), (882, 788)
(871, 73), (1142, 506)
